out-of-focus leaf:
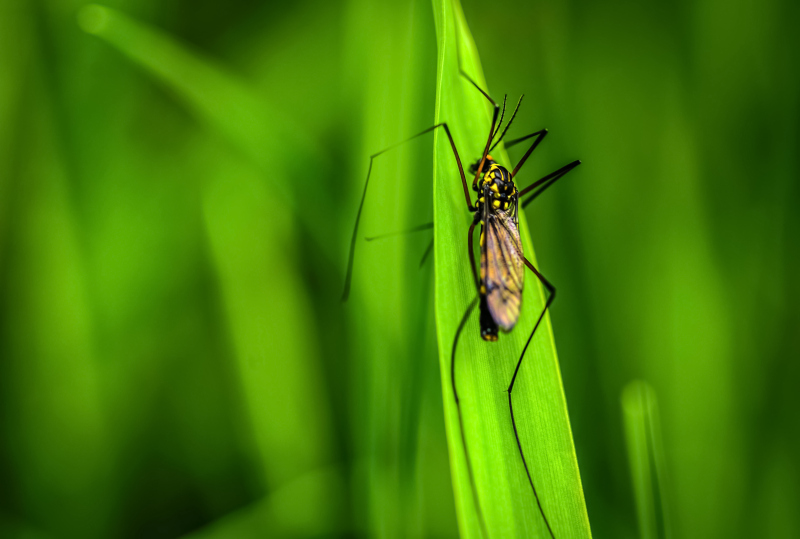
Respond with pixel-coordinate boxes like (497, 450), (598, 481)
(77, 5), (342, 533)
(76, 4), (335, 261)
(622, 381), (672, 539)
(183, 465), (346, 539)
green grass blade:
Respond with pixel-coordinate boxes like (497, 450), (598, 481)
(201, 147), (337, 491)
(182, 465), (345, 538)
(76, 6), (342, 532)
(75, 4), (317, 174)
(2, 76), (114, 539)
(622, 382), (658, 539)
(76, 4), (335, 262)
(432, 1), (592, 537)
(622, 381), (672, 539)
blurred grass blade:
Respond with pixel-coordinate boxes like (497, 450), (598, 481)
(77, 4), (312, 182)
(200, 143), (338, 519)
(183, 465), (345, 539)
(432, 0), (591, 537)
(3, 74), (114, 538)
(76, 4), (334, 260)
(622, 381), (672, 539)
(77, 5), (341, 532)
(622, 381), (656, 539)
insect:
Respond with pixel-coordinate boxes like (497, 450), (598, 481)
(342, 71), (580, 538)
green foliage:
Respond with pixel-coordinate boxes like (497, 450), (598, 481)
(1, 0), (798, 538)
(622, 381), (671, 539)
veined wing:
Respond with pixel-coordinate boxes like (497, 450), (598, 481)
(480, 208), (524, 332)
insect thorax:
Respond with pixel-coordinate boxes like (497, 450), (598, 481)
(474, 161), (517, 215)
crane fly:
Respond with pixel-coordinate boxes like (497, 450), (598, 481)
(342, 70), (580, 539)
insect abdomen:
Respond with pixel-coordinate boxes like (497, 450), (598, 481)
(479, 295), (499, 341)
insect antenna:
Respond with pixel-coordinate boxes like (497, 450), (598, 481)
(489, 94), (524, 152)
(491, 94), (508, 141)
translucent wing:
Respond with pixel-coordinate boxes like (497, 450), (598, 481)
(480, 208), (524, 332)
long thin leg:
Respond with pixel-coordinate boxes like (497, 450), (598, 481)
(504, 129), (547, 150)
(509, 129), (549, 178)
(451, 296), (487, 538)
(467, 217), (480, 293)
(507, 256), (556, 539)
(519, 160), (581, 209)
(364, 222), (433, 242)
(459, 71), (500, 188)
(419, 238), (434, 268)
(360, 221), (435, 268)
(449, 222), (488, 536)
(459, 69), (498, 108)
(455, 43), (519, 154)
(342, 123), (470, 301)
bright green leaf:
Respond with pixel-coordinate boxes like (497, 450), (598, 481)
(432, 1), (592, 537)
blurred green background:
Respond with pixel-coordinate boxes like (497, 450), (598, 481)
(0, 0), (797, 537)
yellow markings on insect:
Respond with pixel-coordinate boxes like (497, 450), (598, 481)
(490, 183), (500, 194)
(493, 199), (501, 208)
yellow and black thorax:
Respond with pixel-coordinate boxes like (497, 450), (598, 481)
(473, 157), (518, 216)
